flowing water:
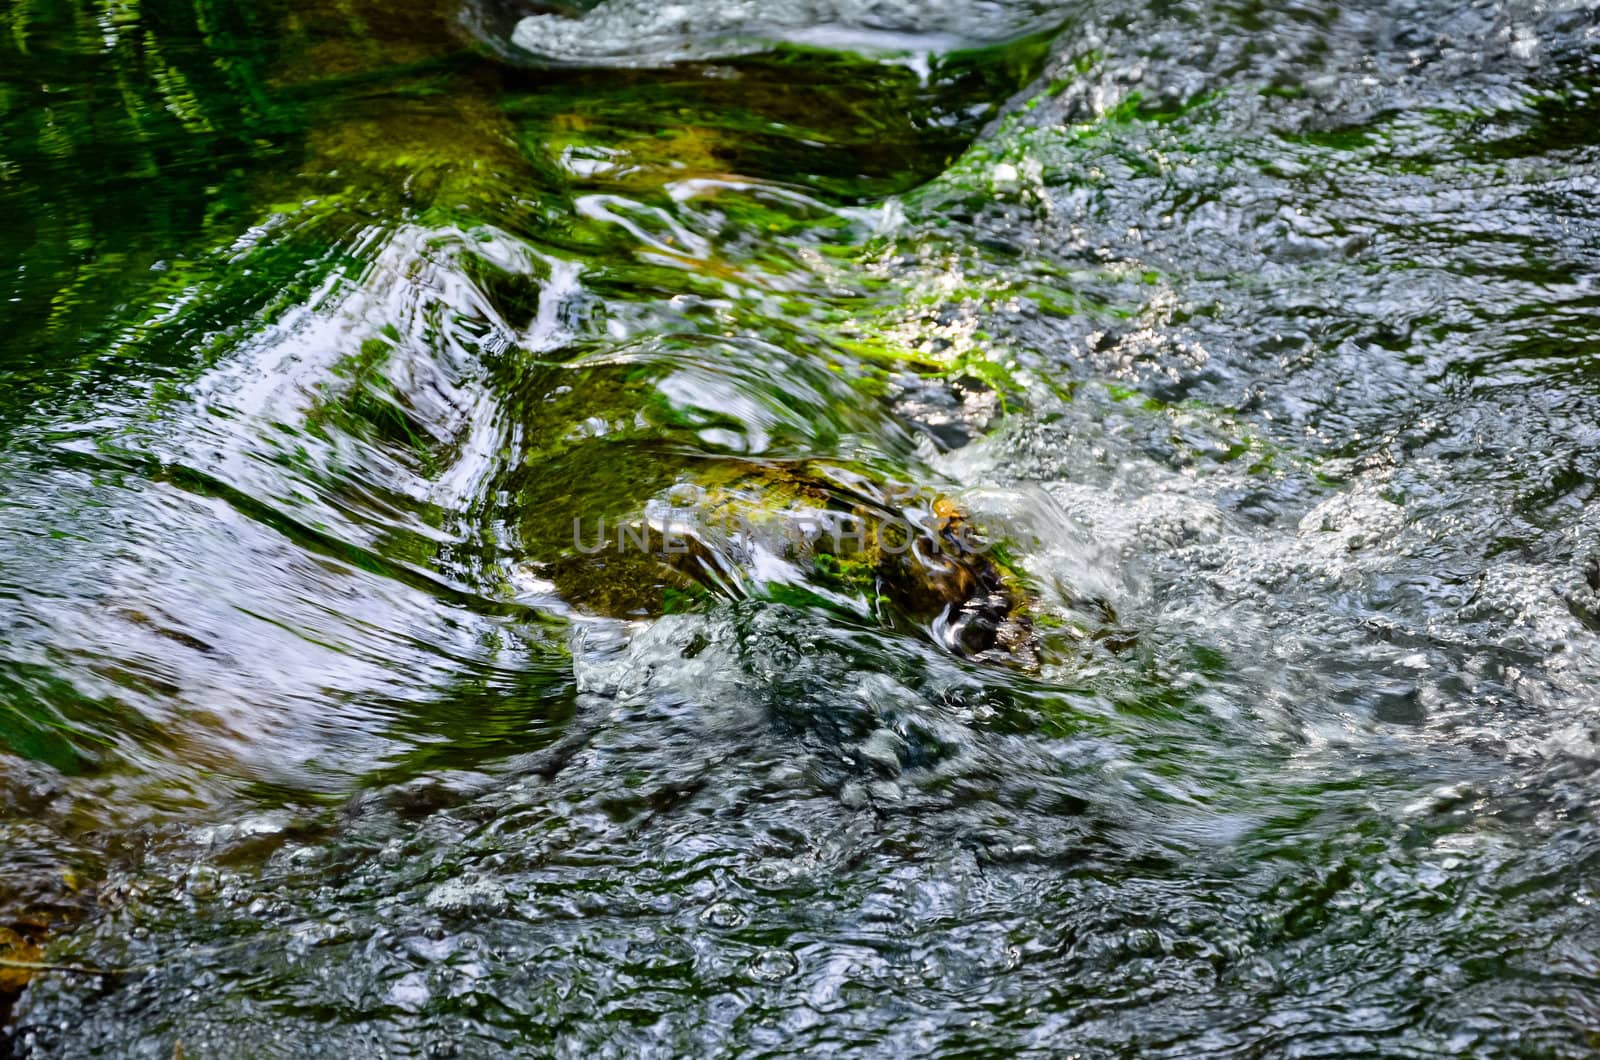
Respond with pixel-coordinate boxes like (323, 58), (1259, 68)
(2, 0), (1600, 1054)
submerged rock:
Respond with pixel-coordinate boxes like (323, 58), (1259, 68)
(534, 460), (1041, 665)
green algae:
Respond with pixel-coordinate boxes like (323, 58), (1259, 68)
(6, 0), (1600, 1053)
(0, 0), (1135, 771)
(0, 0), (1311, 705)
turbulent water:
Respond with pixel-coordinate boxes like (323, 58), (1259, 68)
(2, 0), (1600, 1053)
(505, 0), (1064, 67)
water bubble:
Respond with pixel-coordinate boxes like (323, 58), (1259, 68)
(183, 866), (222, 899)
(747, 948), (799, 982)
(701, 901), (749, 930)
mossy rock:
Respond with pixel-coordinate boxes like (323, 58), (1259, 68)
(527, 458), (1039, 665)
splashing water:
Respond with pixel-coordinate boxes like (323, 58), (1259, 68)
(2, 0), (1600, 1054)
(506, 0), (1064, 68)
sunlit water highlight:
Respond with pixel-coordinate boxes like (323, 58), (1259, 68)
(2, 0), (1599, 1053)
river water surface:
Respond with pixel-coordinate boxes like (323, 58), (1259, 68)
(2, 0), (1600, 1054)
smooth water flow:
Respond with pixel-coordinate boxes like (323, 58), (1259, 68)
(2, 0), (1599, 1054)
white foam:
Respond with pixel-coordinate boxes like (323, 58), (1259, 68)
(508, 0), (1054, 67)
